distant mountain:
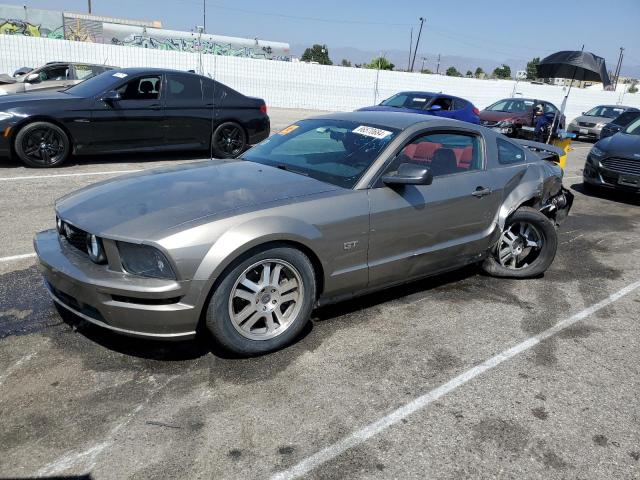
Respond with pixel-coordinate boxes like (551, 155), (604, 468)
(291, 44), (640, 78)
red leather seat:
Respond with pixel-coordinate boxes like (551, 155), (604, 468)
(403, 143), (418, 160)
(454, 146), (474, 169)
(413, 142), (442, 162)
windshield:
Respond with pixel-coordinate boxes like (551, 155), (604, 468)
(241, 119), (399, 188)
(584, 106), (626, 118)
(64, 70), (120, 97)
(624, 117), (640, 135)
(612, 111), (639, 126)
(485, 99), (534, 113)
(380, 93), (434, 109)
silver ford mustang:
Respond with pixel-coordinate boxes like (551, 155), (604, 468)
(35, 112), (573, 355)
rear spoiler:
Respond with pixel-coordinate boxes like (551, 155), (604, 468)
(515, 139), (564, 163)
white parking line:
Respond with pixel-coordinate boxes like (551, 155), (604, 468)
(0, 169), (142, 182)
(270, 279), (640, 480)
(0, 252), (36, 263)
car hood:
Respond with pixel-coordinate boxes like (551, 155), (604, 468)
(0, 90), (79, 105)
(56, 160), (341, 241)
(479, 110), (528, 122)
(572, 115), (611, 125)
(357, 105), (429, 115)
(597, 133), (640, 158)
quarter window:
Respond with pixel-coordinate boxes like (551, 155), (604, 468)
(386, 131), (482, 178)
(497, 138), (525, 164)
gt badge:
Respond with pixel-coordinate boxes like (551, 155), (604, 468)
(343, 241), (358, 251)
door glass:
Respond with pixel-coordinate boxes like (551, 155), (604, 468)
(37, 66), (70, 81)
(386, 132), (482, 177)
(430, 97), (453, 111)
(74, 65), (94, 80)
(497, 138), (525, 164)
(117, 76), (161, 100)
(166, 74), (202, 106)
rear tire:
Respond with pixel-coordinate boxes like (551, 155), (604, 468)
(205, 246), (316, 356)
(211, 121), (246, 159)
(14, 121), (70, 168)
(482, 207), (557, 278)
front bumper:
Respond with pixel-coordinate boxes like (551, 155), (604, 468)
(569, 124), (602, 139)
(583, 154), (640, 193)
(34, 229), (202, 340)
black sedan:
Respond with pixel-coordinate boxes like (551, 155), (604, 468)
(600, 110), (640, 139)
(0, 68), (270, 167)
(583, 115), (640, 193)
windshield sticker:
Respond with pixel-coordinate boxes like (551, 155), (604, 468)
(352, 125), (392, 139)
(112, 72), (128, 78)
(279, 125), (299, 135)
(412, 97), (427, 102)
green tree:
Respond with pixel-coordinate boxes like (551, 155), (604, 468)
(421, 68), (433, 74)
(341, 59), (352, 67)
(628, 81), (638, 94)
(474, 67), (485, 78)
(492, 64), (512, 79)
(446, 66), (462, 77)
(526, 57), (540, 80)
(364, 57), (395, 70)
(301, 44), (332, 65)
(466, 70), (473, 77)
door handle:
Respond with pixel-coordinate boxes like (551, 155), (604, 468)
(472, 186), (491, 198)
(148, 104), (161, 110)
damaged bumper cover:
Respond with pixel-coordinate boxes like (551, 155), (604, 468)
(541, 187), (574, 226)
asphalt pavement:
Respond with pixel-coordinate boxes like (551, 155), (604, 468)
(0, 110), (639, 480)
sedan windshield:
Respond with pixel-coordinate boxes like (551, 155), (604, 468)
(63, 70), (120, 97)
(241, 119), (399, 188)
(624, 117), (640, 135)
(485, 99), (534, 112)
(380, 93), (434, 109)
(584, 106), (626, 118)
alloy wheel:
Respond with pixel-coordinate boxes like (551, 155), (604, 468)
(228, 259), (304, 340)
(215, 125), (244, 156)
(21, 127), (65, 166)
(495, 221), (543, 269)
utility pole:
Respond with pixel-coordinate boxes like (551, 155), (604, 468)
(407, 27), (413, 71)
(410, 17), (424, 72)
(613, 47), (624, 91)
(436, 53), (441, 74)
(421, 57), (427, 72)
(87, 0), (92, 14)
(203, 0), (206, 33)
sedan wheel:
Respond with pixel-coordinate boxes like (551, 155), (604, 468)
(229, 259), (304, 341)
(205, 246), (315, 356)
(15, 121), (70, 168)
(496, 221), (543, 269)
(211, 122), (246, 158)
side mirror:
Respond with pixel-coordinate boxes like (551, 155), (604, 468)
(428, 104), (442, 112)
(26, 73), (40, 83)
(101, 90), (121, 103)
(382, 163), (433, 186)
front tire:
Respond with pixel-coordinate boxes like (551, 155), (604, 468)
(205, 247), (316, 356)
(482, 207), (557, 278)
(211, 121), (246, 159)
(14, 121), (70, 167)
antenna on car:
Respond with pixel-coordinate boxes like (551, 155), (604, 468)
(103, 57), (108, 65)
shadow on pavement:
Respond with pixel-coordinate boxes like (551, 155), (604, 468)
(570, 182), (640, 207)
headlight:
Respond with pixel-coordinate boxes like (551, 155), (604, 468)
(596, 123), (606, 128)
(590, 146), (605, 157)
(86, 234), (107, 264)
(117, 242), (176, 279)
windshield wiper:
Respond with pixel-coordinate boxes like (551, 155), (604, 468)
(276, 164), (309, 176)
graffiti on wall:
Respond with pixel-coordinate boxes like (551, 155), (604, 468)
(110, 35), (287, 59)
(0, 18), (63, 38)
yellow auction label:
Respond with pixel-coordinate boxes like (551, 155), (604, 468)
(279, 125), (299, 135)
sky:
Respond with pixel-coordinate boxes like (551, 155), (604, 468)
(4, 0), (640, 73)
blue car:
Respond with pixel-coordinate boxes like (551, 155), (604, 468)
(358, 91), (480, 124)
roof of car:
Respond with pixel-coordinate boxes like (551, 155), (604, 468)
(397, 91), (460, 99)
(309, 110), (467, 130)
(595, 104), (638, 110)
(112, 67), (202, 76)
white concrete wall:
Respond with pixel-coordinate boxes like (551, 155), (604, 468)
(2, 34), (639, 123)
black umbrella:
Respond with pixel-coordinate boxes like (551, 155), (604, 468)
(535, 49), (612, 143)
(536, 50), (611, 87)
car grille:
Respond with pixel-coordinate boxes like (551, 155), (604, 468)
(60, 222), (89, 254)
(601, 157), (640, 176)
(578, 121), (596, 127)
